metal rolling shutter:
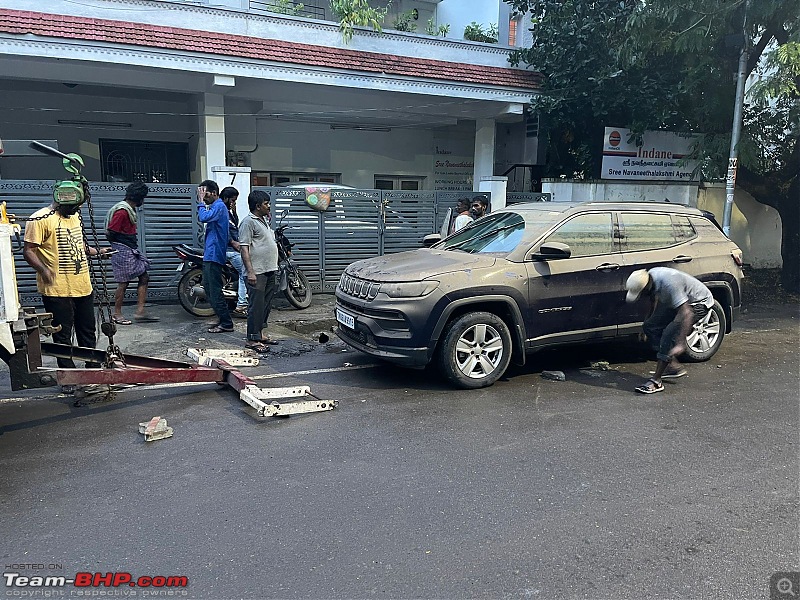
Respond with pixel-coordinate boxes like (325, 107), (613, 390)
(0, 180), (195, 304)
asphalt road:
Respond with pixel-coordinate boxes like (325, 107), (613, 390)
(1, 301), (798, 599)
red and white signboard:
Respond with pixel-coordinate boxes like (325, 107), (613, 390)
(601, 127), (701, 181)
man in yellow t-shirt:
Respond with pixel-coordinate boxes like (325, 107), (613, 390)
(23, 200), (110, 371)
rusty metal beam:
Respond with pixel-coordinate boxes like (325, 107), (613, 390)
(41, 343), (194, 369)
(56, 367), (223, 386)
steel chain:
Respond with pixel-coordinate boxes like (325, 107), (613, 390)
(14, 209), (57, 222)
(78, 180), (125, 366)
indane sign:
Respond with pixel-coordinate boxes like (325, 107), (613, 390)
(602, 127), (700, 181)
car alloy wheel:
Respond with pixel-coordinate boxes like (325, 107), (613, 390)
(683, 300), (726, 362)
(438, 311), (512, 389)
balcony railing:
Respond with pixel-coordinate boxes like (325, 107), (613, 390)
(249, 0), (326, 20)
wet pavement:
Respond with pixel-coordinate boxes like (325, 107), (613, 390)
(0, 297), (797, 599)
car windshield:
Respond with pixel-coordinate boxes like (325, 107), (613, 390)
(439, 208), (563, 254)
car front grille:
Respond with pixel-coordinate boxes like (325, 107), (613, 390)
(338, 273), (380, 301)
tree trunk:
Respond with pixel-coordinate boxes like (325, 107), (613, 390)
(777, 177), (800, 293)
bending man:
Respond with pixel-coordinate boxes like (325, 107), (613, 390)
(625, 267), (714, 395)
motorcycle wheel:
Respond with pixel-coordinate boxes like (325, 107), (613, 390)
(284, 269), (313, 309)
(177, 267), (216, 317)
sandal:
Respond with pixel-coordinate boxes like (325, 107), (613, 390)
(208, 325), (234, 333)
(635, 379), (665, 394)
(245, 342), (270, 354)
(232, 307), (248, 318)
(662, 367), (687, 380)
(256, 338), (279, 345)
(112, 316), (132, 325)
(134, 314), (160, 323)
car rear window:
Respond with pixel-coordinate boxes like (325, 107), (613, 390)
(672, 215), (697, 242)
(619, 212), (675, 251)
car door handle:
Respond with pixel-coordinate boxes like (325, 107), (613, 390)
(595, 263), (620, 272)
(672, 255), (693, 263)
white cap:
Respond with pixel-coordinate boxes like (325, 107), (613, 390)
(625, 269), (650, 303)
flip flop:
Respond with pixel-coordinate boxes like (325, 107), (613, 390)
(208, 325), (234, 333)
(112, 316), (132, 325)
(635, 379), (665, 394)
(245, 342), (270, 354)
(649, 368), (687, 380)
(256, 338), (280, 345)
(662, 368), (687, 380)
(134, 315), (160, 323)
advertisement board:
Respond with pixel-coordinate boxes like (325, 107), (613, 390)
(601, 127), (700, 181)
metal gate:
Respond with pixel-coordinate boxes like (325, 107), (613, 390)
(263, 188), (495, 292)
(0, 181), (196, 304)
(2, 182), (546, 302)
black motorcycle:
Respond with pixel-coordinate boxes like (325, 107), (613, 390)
(173, 215), (311, 316)
(274, 216), (313, 309)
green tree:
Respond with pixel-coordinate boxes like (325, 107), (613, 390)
(507, 0), (800, 291)
(330, 0), (390, 43)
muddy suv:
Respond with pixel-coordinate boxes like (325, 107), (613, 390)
(334, 202), (744, 389)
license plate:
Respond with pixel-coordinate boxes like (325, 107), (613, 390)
(336, 309), (355, 330)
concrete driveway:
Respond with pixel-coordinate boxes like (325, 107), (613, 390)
(0, 298), (797, 599)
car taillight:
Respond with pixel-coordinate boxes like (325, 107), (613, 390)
(731, 249), (743, 266)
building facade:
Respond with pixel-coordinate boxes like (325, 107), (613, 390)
(0, 0), (542, 196)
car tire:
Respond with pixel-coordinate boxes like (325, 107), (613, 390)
(437, 311), (512, 389)
(682, 300), (726, 362)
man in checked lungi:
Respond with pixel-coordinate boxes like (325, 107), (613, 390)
(105, 182), (159, 324)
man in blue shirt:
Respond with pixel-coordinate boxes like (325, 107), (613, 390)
(220, 186), (248, 317)
(197, 179), (233, 333)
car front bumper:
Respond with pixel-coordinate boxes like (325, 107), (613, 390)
(334, 290), (445, 368)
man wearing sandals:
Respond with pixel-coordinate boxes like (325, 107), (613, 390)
(239, 190), (279, 354)
(625, 267), (714, 395)
(197, 180), (234, 334)
(105, 181), (159, 325)
(220, 186), (249, 318)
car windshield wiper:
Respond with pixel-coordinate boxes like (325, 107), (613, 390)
(445, 223), (522, 250)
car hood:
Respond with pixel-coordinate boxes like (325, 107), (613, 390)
(346, 249), (497, 282)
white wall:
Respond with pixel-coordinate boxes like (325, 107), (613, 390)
(225, 106), (475, 190)
(437, 0), (502, 42)
(543, 180), (698, 205)
(697, 184), (782, 268)
(0, 83), (196, 181)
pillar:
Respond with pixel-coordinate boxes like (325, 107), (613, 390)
(198, 93), (227, 182)
(479, 176), (507, 211)
(473, 119), (496, 192)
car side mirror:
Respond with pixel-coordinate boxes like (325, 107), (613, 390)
(531, 241), (571, 260)
(423, 233), (442, 247)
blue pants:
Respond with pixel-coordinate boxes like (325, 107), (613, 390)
(643, 302), (709, 362)
(226, 250), (248, 307)
(203, 260), (233, 329)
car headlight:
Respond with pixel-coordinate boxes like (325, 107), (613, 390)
(379, 281), (439, 298)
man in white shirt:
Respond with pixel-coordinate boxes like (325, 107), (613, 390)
(452, 198), (473, 233)
(238, 190), (279, 354)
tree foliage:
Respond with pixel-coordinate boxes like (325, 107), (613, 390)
(507, 0), (800, 290)
(330, 0), (390, 43)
